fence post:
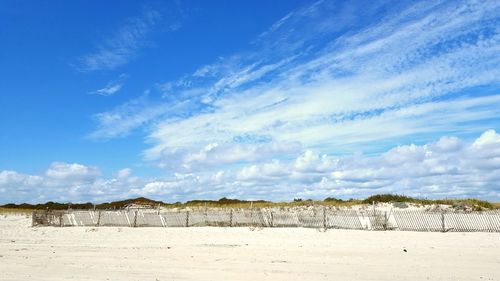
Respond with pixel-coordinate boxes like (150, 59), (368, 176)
(270, 210), (274, 227)
(59, 213), (63, 227)
(133, 210), (138, 227)
(97, 210), (101, 227)
(229, 209), (233, 227)
(186, 211), (190, 227)
(323, 206), (327, 229)
(250, 204), (254, 227)
(43, 208), (49, 226)
(441, 211), (445, 232)
(204, 203), (208, 225)
(383, 211), (387, 230)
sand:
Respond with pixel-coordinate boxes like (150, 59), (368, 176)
(0, 214), (499, 281)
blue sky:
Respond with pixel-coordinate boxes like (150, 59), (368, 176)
(1, 0), (500, 203)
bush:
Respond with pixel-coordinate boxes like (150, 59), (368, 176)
(362, 194), (416, 204)
(324, 197), (344, 203)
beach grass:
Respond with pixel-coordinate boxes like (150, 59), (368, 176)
(1, 194), (498, 211)
(0, 207), (33, 215)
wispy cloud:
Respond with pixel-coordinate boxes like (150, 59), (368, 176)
(89, 74), (128, 96)
(77, 9), (162, 72)
(87, 0), (500, 200)
(86, 94), (171, 140)
(143, 0), (500, 157)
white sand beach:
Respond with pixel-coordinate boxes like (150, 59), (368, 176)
(1, 214), (499, 281)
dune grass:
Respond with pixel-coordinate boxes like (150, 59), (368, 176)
(362, 194), (496, 210)
(1, 194), (498, 211)
(0, 207), (33, 215)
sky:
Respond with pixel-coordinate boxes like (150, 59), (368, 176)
(1, 0), (500, 204)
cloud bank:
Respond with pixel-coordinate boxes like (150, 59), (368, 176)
(2, 130), (500, 203)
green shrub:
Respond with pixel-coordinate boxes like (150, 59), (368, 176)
(362, 194), (416, 204)
(324, 197), (344, 203)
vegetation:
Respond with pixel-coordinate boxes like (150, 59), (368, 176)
(0, 207), (33, 214)
(323, 197), (345, 203)
(0, 197), (163, 211)
(362, 194), (495, 210)
(0, 194), (497, 211)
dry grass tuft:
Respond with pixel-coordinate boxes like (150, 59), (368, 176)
(0, 207), (33, 215)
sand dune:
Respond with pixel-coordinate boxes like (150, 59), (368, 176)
(0, 214), (499, 281)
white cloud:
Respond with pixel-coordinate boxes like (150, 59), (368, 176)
(0, 163), (139, 203)
(115, 168), (132, 179)
(2, 131), (500, 203)
(473, 129), (500, 147)
(153, 141), (302, 172)
(69, 1), (500, 203)
(89, 74), (128, 96)
(225, 130), (500, 200)
(45, 162), (100, 182)
(87, 95), (172, 140)
(77, 9), (161, 71)
(126, 0), (499, 163)
(90, 1), (500, 153)
(236, 160), (289, 181)
(0, 171), (42, 187)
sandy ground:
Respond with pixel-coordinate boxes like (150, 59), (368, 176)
(0, 214), (499, 281)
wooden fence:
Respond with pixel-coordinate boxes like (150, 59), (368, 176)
(32, 208), (500, 232)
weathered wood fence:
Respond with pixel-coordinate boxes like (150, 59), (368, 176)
(32, 208), (500, 232)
